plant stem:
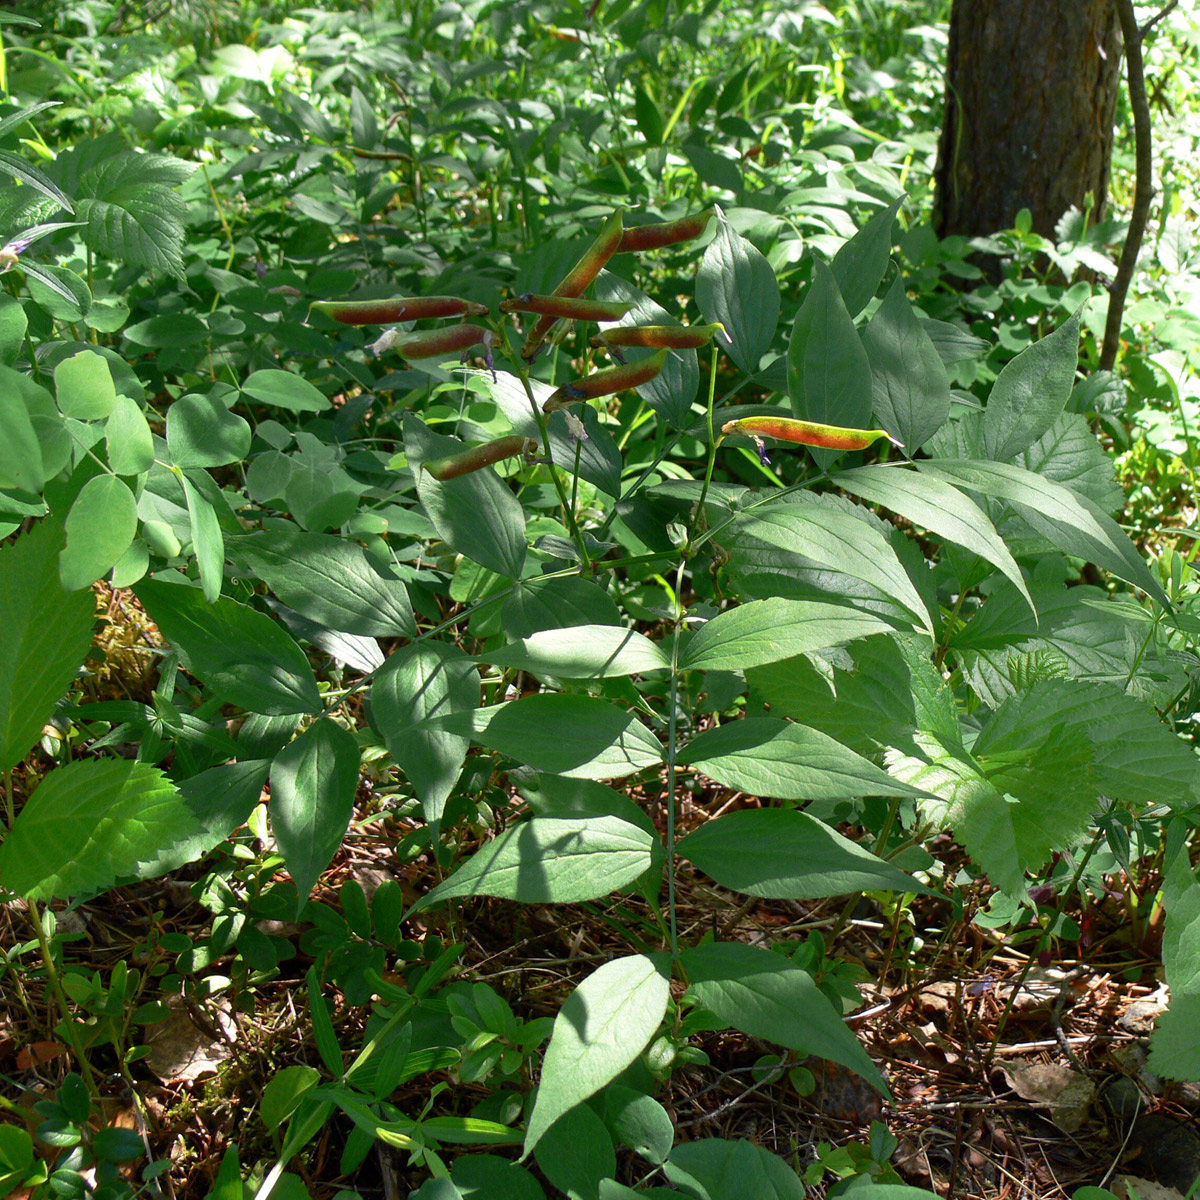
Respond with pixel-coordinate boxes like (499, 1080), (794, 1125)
(665, 556), (688, 962)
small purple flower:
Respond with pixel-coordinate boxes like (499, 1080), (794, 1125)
(255, 260), (268, 278)
(752, 436), (772, 467)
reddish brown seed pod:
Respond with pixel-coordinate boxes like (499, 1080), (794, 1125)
(592, 322), (724, 350)
(721, 415), (898, 451)
(423, 436), (539, 480)
(543, 349), (669, 412)
(521, 209), (625, 360)
(499, 294), (633, 321)
(391, 324), (491, 359)
(311, 296), (489, 325)
(615, 209), (714, 254)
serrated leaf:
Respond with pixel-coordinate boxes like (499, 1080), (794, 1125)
(231, 530), (415, 638)
(860, 274), (951, 452)
(0, 520), (95, 772)
(136, 580), (322, 715)
(678, 807), (926, 899)
(270, 719), (361, 902)
(682, 597), (892, 671)
(524, 955), (670, 1154)
(481, 624), (668, 679)
(681, 942), (887, 1093)
(371, 641), (479, 828)
(1012, 411), (1124, 513)
(60, 474), (138, 590)
(695, 208), (779, 374)
(982, 308), (1081, 461)
(678, 717), (928, 802)
(0, 759), (178, 900)
(408, 815), (655, 915)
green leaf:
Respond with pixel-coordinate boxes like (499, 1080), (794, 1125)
(834, 464), (1033, 615)
(787, 256), (873, 467)
(0, 365), (45, 492)
(604, 1086), (674, 1165)
(727, 495), (933, 635)
(860, 274), (951, 452)
(1012, 411), (1125, 513)
(136, 580), (322, 715)
(371, 641), (479, 827)
(533, 1103), (616, 1200)
(167, 394), (252, 469)
(406, 414), (527, 580)
(501, 575), (622, 639)
(180, 473), (225, 604)
(1148, 867), (1200, 1080)
(678, 717), (927, 802)
(408, 815), (655, 915)
(231, 530), (415, 638)
(0, 520), (95, 772)
(919, 459), (1169, 606)
(695, 207), (780, 374)
(105, 394), (155, 476)
(681, 942), (887, 1093)
(0, 295), (28, 367)
(595, 273), (698, 429)
(242, 368), (331, 414)
(665, 1139), (804, 1200)
(524, 955), (670, 1154)
(451, 1155), (546, 1200)
(270, 719), (361, 903)
(54, 350), (116, 420)
(73, 149), (194, 276)
(682, 597), (892, 672)
(446, 695), (662, 780)
(0, 759), (178, 900)
(481, 625), (668, 679)
(982, 308), (1081, 461)
(831, 195), (904, 318)
(262, 1066), (322, 1132)
(678, 808), (926, 899)
(60, 474), (138, 591)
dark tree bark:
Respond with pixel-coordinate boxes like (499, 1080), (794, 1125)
(934, 0), (1124, 241)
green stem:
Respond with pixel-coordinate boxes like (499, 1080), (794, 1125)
(665, 557), (688, 962)
(688, 344), (721, 541)
(3, 768), (11, 828)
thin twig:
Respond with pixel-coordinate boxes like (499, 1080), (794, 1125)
(1099, 0), (1159, 371)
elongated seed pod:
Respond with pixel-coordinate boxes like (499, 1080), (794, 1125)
(721, 415), (898, 451)
(616, 209), (714, 254)
(424, 436), (539, 480)
(499, 294), (633, 321)
(392, 324), (491, 359)
(312, 296), (489, 325)
(543, 349), (668, 412)
(592, 322), (724, 350)
(522, 210), (625, 360)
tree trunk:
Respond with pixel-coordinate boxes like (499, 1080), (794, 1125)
(934, 0), (1123, 241)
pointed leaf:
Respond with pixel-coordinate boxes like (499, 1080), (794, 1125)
(371, 641), (479, 826)
(270, 718), (361, 901)
(0, 366), (46, 491)
(533, 1103), (616, 1200)
(682, 597), (892, 672)
(180, 472), (224, 604)
(524, 955), (670, 1153)
(408, 815), (655, 914)
(678, 717), (927, 801)
(242, 368), (330, 414)
(787, 256), (873, 467)
(695, 208), (780, 374)
(919, 459), (1168, 606)
(831, 195), (904, 318)
(665, 1140), (805, 1200)
(136, 580), (322, 714)
(681, 942), (887, 1092)
(481, 625), (668, 679)
(678, 807), (927, 899)
(835, 463), (1033, 615)
(983, 308), (1081, 461)
(860, 273), (951, 452)
(231, 530), (415, 637)
(0, 520), (95, 772)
